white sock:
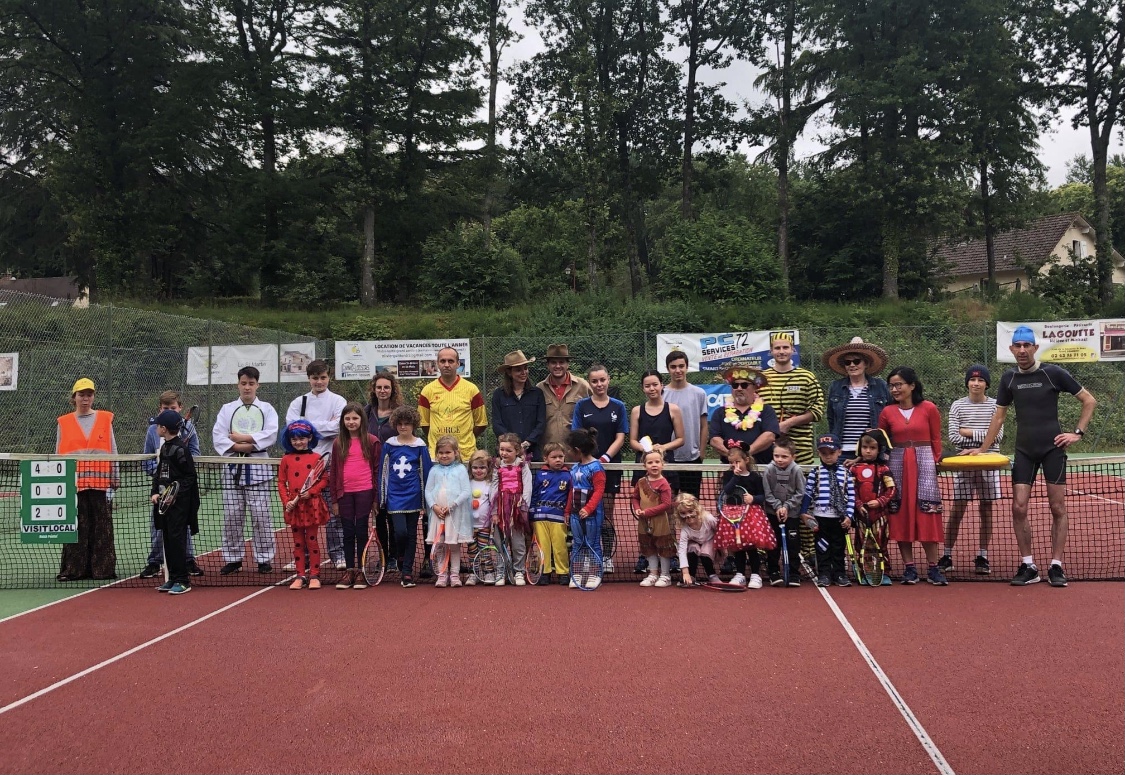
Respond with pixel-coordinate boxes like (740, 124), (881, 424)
(1050, 559), (1062, 568)
(940, 545), (949, 556)
(979, 549), (988, 558)
(1022, 555), (1035, 567)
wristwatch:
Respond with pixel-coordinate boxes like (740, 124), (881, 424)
(1074, 428), (1085, 437)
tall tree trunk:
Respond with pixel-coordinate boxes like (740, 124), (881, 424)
(979, 156), (996, 295)
(881, 222), (900, 299)
(361, 205), (376, 306)
(775, 0), (795, 295)
(482, 0), (501, 248)
(260, 108), (280, 304)
(680, 0), (699, 219)
(1090, 127), (1115, 304)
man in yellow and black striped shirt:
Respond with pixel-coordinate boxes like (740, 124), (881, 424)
(760, 332), (825, 466)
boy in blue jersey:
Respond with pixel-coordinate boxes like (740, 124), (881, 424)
(378, 406), (433, 588)
(529, 442), (573, 585)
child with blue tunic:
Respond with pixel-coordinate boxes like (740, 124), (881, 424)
(378, 406), (432, 588)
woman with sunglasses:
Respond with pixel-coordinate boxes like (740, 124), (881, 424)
(707, 362), (779, 466)
(823, 337), (892, 457)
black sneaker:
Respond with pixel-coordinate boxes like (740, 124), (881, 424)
(833, 573), (851, 587)
(257, 562), (272, 574)
(419, 559), (434, 580)
(973, 555), (991, 575)
(219, 562), (242, 576)
(769, 572), (784, 587)
(669, 557), (681, 574)
(139, 563), (161, 579)
(721, 556), (737, 576)
(1011, 563), (1040, 586)
(187, 561), (204, 577)
(535, 574), (551, 586)
(937, 555), (954, 573)
(400, 576), (416, 588)
(816, 574), (830, 587)
(634, 555), (648, 574)
(787, 577), (801, 588)
(1047, 564), (1068, 587)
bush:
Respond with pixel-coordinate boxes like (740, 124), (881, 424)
(418, 222), (529, 309)
(656, 213), (784, 303)
(331, 315), (395, 341)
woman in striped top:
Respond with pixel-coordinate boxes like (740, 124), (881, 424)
(823, 337), (892, 456)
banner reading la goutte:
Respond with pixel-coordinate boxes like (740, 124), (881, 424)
(657, 330), (802, 373)
(996, 320), (1125, 363)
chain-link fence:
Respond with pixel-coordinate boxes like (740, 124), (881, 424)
(1, 290), (1122, 455)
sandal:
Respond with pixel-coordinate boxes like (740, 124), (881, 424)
(289, 576), (307, 590)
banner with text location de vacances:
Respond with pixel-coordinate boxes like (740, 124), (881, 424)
(334, 339), (471, 381)
(996, 320), (1125, 363)
(657, 330), (802, 373)
(186, 343), (317, 385)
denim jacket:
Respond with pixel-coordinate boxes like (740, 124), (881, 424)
(826, 377), (891, 439)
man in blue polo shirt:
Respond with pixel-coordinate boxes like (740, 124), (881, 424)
(972, 326), (1096, 587)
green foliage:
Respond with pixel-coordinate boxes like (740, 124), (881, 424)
(418, 222), (529, 309)
(331, 315), (396, 341)
(656, 213), (784, 303)
(1030, 251), (1103, 317)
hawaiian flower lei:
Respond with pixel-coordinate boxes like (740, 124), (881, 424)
(724, 398), (763, 430)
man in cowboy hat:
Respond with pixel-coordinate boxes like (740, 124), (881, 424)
(823, 336), (892, 455)
(707, 361), (780, 466)
(537, 344), (590, 447)
(491, 349), (547, 460)
(758, 331), (825, 466)
(418, 346), (487, 463)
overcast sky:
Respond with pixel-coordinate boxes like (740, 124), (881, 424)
(498, 16), (1125, 188)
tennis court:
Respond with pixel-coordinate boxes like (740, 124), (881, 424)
(0, 457), (1121, 773)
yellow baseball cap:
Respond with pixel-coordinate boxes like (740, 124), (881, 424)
(71, 378), (96, 394)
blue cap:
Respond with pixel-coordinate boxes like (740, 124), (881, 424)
(1011, 326), (1036, 345)
(816, 433), (842, 451)
(154, 409), (183, 432)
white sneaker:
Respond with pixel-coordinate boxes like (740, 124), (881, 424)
(495, 575), (506, 586)
(513, 572), (524, 586)
(482, 572), (495, 584)
(708, 574), (722, 584)
(604, 558), (614, 573)
(748, 573), (763, 589)
(466, 574), (479, 586)
(569, 577), (577, 588)
(587, 577), (602, 590)
(334, 559), (348, 571)
(654, 575), (672, 588)
(283, 561), (297, 571)
(640, 573), (658, 587)
(730, 572), (747, 586)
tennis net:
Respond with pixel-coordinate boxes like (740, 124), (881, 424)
(0, 454), (1121, 588)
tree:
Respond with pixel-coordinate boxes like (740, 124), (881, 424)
(1037, 0), (1125, 303)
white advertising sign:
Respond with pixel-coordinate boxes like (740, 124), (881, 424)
(996, 320), (1125, 363)
(334, 339), (471, 380)
(656, 330), (802, 373)
(186, 343), (317, 385)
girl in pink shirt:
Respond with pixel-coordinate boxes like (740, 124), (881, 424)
(329, 403), (382, 589)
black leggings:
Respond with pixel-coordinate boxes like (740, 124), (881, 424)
(686, 553), (716, 579)
(731, 548), (761, 575)
(391, 511), (421, 577)
(337, 490), (375, 568)
(375, 506), (397, 563)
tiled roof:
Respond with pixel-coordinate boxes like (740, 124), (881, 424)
(935, 212), (1082, 277)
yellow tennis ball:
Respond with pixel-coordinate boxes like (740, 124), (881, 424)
(472, 489), (481, 498)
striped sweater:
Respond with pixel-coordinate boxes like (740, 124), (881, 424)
(801, 464), (855, 520)
(759, 366), (825, 465)
(947, 396), (1003, 451)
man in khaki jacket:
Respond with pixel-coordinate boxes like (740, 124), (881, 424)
(537, 344), (591, 447)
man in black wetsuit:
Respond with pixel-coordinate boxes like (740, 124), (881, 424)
(972, 326), (1096, 587)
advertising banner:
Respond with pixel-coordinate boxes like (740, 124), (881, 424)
(656, 330), (802, 373)
(996, 320), (1125, 363)
(0, 353), (16, 390)
(186, 343), (317, 385)
(334, 339), (471, 381)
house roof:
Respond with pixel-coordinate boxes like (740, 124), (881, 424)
(0, 276), (86, 300)
(935, 212), (1123, 278)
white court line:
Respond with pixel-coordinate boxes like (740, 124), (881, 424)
(816, 586), (956, 775)
(0, 584), (277, 718)
(0, 572), (145, 625)
(1066, 488), (1124, 507)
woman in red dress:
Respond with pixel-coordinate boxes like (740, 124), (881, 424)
(878, 367), (948, 586)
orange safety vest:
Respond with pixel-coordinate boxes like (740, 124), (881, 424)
(57, 411), (115, 490)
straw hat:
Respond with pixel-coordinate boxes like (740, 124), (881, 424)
(496, 350), (536, 373)
(721, 360), (768, 388)
(821, 337), (888, 376)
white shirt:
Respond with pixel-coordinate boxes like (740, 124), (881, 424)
(286, 389), (347, 456)
(212, 397), (279, 486)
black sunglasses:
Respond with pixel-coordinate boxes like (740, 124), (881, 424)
(842, 358), (865, 366)
(730, 381), (752, 389)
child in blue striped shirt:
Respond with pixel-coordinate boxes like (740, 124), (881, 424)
(801, 433), (855, 587)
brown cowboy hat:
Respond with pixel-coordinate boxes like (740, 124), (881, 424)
(496, 349), (536, 373)
(822, 337), (889, 376)
(544, 343), (572, 360)
(721, 360), (768, 388)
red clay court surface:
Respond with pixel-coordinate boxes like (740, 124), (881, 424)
(0, 581), (1121, 774)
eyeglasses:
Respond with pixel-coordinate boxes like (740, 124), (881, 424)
(888, 382), (908, 390)
(730, 381), (752, 389)
(842, 358), (865, 366)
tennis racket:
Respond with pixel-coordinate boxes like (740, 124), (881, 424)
(719, 485), (750, 549)
(494, 524), (515, 584)
(699, 577), (749, 592)
(431, 482), (450, 582)
(472, 533), (506, 585)
(299, 452), (330, 498)
(845, 531), (860, 585)
(157, 480), (180, 515)
(229, 403), (265, 484)
(798, 551), (817, 580)
(525, 533), (545, 585)
(859, 516), (886, 587)
(360, 523), (385, 586)
(779, 522), (791, 586)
